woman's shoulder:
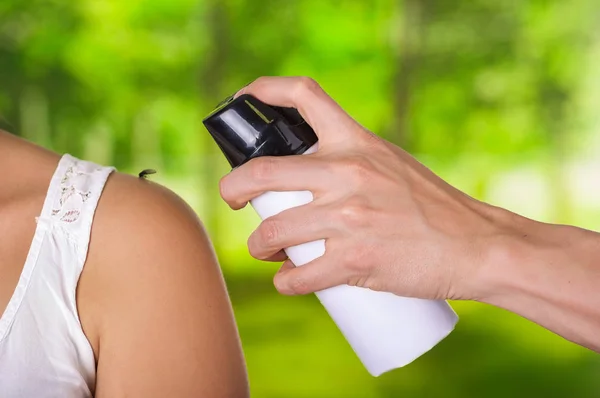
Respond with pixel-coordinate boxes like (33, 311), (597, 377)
(77, 171), (249, 396)
(93, 170), (206, 247)
(82, 170), (216, 293)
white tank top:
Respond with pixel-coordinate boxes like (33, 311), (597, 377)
(0, 154), (114, 397)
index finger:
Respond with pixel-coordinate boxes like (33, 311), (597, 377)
(219, 154), (329, 210)
(235, 76), (353, 137)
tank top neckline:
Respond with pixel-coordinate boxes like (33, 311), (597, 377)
(0, 154), (73, 342)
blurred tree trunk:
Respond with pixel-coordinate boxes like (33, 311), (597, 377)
(19, 86), (51, 148)
(540, 80), (572, 224)
(131, 107), (162, 172)
(392, 0), (426, 149)
(199, 0), (230, 248)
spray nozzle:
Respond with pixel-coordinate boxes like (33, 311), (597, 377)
(202, 94), (317, 168)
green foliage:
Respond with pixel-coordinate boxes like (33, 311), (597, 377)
(2, 0), (600, 396)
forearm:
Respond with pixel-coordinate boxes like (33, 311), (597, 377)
(477, 209), (600, 351)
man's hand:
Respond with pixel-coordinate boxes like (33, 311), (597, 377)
(220, 76), (600, 352)
(219, 76), (510, 302)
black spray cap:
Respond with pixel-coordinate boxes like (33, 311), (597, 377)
(202, 94), (318, 168)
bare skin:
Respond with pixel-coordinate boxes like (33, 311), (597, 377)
(220, 76), (600, 353)
(0, 131), (249, 397)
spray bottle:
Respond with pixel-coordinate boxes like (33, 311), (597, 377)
(203, 94), (458, 376)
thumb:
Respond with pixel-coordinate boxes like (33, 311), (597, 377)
(273, 257), (348, 295)
(235, 76), (359, 143)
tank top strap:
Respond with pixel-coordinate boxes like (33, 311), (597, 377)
(44, 154), (115, 263)
(0, 154), (113, 396)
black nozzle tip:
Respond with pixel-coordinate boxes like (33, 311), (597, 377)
(202, 94), (318, 168)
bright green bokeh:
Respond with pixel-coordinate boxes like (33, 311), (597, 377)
(2, 1), (600, 396)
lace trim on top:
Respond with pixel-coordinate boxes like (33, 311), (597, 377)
(51, 164), (104, 224)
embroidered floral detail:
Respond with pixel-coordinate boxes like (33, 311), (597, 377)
(79, 191), (91, 202)
(59, 186), (92, 206)
(61, 166), (88, 184)
(60, 210), (80, 223)
(60, 167), (71, 184)
(60, 186), (76, 206)
(51, 158), (98, 224)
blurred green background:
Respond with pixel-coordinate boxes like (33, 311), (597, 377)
(2, 0), (600, 396)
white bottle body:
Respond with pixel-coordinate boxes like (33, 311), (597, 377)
(250, 144), (458, 376)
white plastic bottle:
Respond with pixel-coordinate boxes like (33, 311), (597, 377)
(204, 94), (458, 376)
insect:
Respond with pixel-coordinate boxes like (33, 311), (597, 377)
(138, 169), (157, 179)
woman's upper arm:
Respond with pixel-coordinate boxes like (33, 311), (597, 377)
(78, 174), (249, 398)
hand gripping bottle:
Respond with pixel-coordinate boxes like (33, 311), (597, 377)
(203, 94), (458, 376)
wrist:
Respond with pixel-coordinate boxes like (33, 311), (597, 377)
(464, 204), (539, 303)
(472, 206), (592, 306)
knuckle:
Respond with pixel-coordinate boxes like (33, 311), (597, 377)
(295, 76), (321, 98)
(325, 159), (344, 178)
(358, 130), (383, 148)
(345, 156), (373, 181)
(342, 245), (369, 273)
(288, 275), (311, 295)
(334, 156), (375, 190)
(250, 157), (276, 181)
(338, 200), (368, 228)
(254, 76), (269, 86)
(259, 218), (283, 247)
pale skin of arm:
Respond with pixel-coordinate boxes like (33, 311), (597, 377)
(219, 76), (600, 353)
(78, 172), (249, 397)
